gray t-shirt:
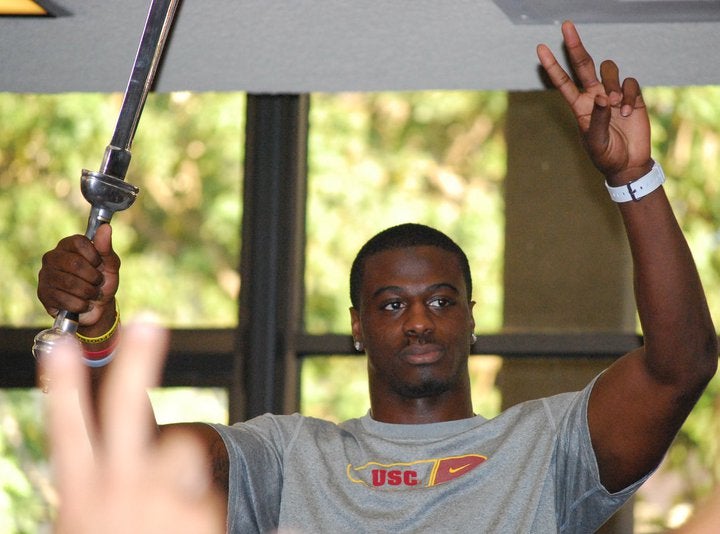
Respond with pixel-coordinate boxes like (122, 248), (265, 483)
(211, 378), (647, 533)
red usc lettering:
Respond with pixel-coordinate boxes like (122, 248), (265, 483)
(371, 469), (419, 487)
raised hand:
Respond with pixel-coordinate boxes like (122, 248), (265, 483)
(537, 21), (652, 184)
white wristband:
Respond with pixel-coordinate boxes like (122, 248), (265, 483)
(81, 349), (116, 368)
(605, 162), (665, 203)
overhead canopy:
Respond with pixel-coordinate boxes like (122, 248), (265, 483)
(2, 0), (719, 93)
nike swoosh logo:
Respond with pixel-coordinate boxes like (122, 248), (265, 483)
(448, 463), (471, 474)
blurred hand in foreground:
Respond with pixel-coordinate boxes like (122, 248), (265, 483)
(43, 321), (225, 534)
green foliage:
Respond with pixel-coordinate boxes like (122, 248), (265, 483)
(647, 87), (720, 325)
(306, 91), (507, 333)
(113, 92), (245, 326)
(0, 390), (52, 533)
(301, 357), (370, 422)
(0, 92), (245, 328)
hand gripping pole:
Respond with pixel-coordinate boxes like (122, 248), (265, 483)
(33, 0), (181, 366)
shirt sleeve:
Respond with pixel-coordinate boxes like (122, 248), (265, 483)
(551, 376), (654, 533)
(209, 414), (305, 534)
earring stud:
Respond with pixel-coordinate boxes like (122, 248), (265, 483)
(354, 340), (363, 352)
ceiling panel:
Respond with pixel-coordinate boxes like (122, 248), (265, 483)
(494, 0), (720, 24)
(1, 0), (718, 93)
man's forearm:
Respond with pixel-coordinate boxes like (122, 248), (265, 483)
(619, 186), (717, 384)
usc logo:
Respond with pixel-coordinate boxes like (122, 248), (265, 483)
(347, 454), (486, 489)
(371, 469), (419, 487)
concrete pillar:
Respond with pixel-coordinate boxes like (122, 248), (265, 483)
(500, 90), (637, 533)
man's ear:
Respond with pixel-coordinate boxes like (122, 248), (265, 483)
(469, 300), (476, 335)
(350, 306), (362, 343)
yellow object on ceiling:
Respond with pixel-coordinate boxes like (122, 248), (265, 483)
(0, 0), (48, 15)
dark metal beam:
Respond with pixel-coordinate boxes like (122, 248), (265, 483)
(0, 328), (236, 389)
(1, 327), (645, 389)
(294, 332), (642, 358)
(231, 94), (309, 423)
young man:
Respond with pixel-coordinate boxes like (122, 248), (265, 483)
(38, 21), (717, 533)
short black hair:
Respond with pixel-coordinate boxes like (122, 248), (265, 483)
(349, 223), (472, 309)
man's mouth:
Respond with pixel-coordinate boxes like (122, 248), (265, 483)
(399, 344), (444, 365)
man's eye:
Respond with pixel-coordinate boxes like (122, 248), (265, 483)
(382, 301), (405, 311)
(428, 297), (451, 308)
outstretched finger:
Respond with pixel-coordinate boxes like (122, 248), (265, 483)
(561, 20), (602, 93)
(537, 43), (581, 107)
(45, 338), (95, 500)
(100, 320), (169, 470)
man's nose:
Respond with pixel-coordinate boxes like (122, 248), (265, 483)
(403, 304), (434, 341)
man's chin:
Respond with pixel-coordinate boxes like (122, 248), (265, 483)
(394, 378), (452, 399)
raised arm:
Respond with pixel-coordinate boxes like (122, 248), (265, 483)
(538, 21), (718, 492)
(37, 224), (230, 506)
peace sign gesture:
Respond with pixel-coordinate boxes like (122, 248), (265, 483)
(537, 21), (653, 184)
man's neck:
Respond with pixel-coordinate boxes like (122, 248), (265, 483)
(369, 392), (474, 424)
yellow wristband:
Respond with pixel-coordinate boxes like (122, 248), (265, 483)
(76, 306), (120, 344)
